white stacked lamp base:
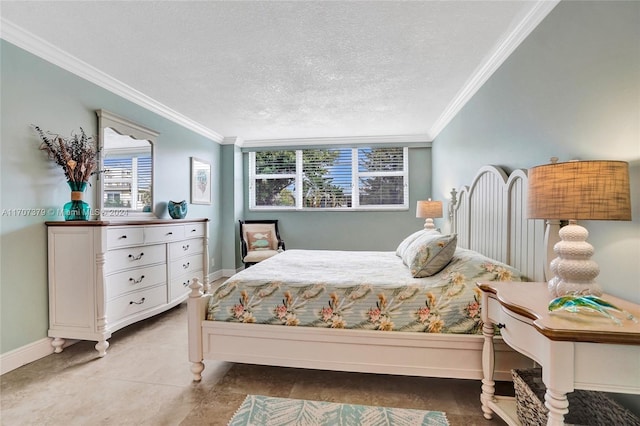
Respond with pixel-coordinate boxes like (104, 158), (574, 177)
(548, 220), (602, 297)
(423, 218), (436, 230)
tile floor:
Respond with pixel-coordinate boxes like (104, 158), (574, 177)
(1, 281), (512, 426)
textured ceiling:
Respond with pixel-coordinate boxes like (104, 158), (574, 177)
(1, 1), (553, 143)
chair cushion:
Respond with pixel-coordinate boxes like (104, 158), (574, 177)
(244, 249), (280, 263)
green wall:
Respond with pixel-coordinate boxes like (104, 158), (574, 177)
(433, 0), (639, 302)
(0, 40), (222, 354)
(220, 142), (245, 272)
(432, 1), (639, 410)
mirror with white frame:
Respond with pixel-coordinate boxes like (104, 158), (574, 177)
(96, 110), (158, 220)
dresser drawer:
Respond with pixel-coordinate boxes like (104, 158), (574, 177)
(183, 222), (206, 238)
(169, 238), (204, 259)
(107, 227), (144, 248)
(169, 253), (204, 280)
(496, 305), (535, 356)
(105, 263), (166, 301)
(144, 225), (185, 244)
(106, 285), (167, 323)
(105, 243), (166, 273)
(169, 270), (203, 301)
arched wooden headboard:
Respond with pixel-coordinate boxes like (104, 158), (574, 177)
(451, 165), (547, 282)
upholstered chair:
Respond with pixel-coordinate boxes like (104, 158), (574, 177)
(239, 220), (285, 267)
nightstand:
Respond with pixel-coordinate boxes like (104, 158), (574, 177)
(477, 282), (640, 426)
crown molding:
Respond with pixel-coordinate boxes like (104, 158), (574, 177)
(1, 18), (224, 143)
(222, 136), (245, 146)
(242, 134), (432, 149)
(429, 0), (560, 139)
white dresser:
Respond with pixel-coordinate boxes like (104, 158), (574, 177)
(46, 219), (209, 356)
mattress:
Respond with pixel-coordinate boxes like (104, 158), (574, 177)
(206, 248), (524, 334)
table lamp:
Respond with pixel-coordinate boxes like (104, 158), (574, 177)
(416, 199), (443, 230)
(527, 160), (631, 296)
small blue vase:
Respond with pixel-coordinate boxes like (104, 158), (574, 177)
(168, 200), (188, 219)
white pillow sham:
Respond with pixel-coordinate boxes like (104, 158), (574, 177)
(395, 229), (440, 258)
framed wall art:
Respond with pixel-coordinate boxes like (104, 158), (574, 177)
(191, 157), (211, 205)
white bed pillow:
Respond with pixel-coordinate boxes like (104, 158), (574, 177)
(401, 231), (442, 265)
(404, 233), (458, 277)
(395, 229), (439, 258)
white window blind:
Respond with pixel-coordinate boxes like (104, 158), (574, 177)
(251, 150), (296, 207)
(250, 147), (408, 211)
(357, 147), (406, 207)
(103, 155), (152, 210)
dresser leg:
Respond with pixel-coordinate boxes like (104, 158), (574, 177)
(51, 337), (65, 354)
(480, 321), (496, 419)
(95, 339), (109, 357)
(191, 361), (205, 381)
(544, 388), (569, 426)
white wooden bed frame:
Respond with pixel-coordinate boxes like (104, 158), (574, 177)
(187, 165), (547, 382)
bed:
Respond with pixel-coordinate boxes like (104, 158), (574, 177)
(187, 165), (548, 381)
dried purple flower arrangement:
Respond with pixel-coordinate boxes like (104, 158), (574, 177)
(33, 125), (98, 183)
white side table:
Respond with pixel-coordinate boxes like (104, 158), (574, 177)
(478, 282), (640, 426)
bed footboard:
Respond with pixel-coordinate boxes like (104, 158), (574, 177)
(198, 321), (533, 381)
(187, 280), (533, 381)
(187, 278), (211, 381)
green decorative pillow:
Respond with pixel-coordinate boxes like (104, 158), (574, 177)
(405, 234), (458, 278)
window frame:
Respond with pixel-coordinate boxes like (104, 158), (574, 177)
(249, 146), (409, 211)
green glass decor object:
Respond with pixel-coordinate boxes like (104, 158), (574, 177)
(63, 181), (90, 221)
(549, 295), (637, 325)
(168, 200), (188, 219)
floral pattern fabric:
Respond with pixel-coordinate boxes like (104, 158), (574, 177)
(207, 248), (524, 334)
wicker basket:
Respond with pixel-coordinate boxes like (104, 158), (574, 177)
(512, 368), (640, 426)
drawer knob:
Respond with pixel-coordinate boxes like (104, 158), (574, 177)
(190, 229), (196, 233)
(183, 279), (190, 287)
(182, 244), (190, 251)
(129, 275), (145, 284)
(183, 262), (190, 269)
(128, 253), (144, 261)
(167, 231), (173, 236)
(119, 235), (127, 239)
(496, 323), (506, 329)
(129, 297), (146, 305)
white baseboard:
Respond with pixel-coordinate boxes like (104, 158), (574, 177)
(1, 338), (53, 375)
(209, 268), (239, 281)
(2, 271), (229, 376)
(208, 270), (224, 281)
(220, 268), (240, 278)
(1, 338), (80, 375)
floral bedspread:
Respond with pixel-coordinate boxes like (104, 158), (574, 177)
(206, 248), (524, 334)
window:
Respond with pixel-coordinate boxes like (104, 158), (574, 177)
(102, 155), (152, 209)
(249, 147), (408, 210)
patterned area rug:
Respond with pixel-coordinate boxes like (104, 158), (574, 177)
(228, 394), (450, 426)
